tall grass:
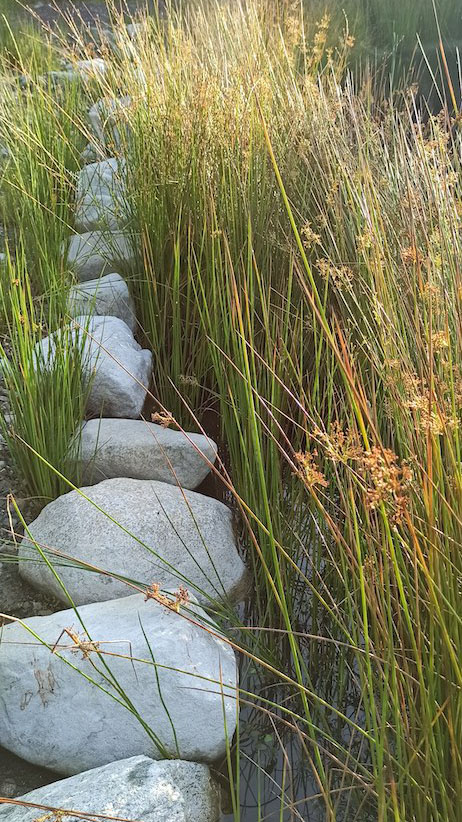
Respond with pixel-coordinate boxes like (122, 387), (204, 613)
(2, 1), (462, 820)
(0, 14), (99, 500)
(111, 3), (462, 818)
(0, 248), (90, 502)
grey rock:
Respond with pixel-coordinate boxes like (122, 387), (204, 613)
(74, 157), (128, 232)
(74, 57), (107, 79)
(80, 141), (105, 164)
(75, 418), (217, 488)
(0, 757), (220, 821)
(126, 22), (146, 38)
(76, 158), (124, 202)
(19, 477), (247, 606)
(88, 95), (132, 149)
(87, 25), (119, 54)
(0, 594), (237, 773)
(65, 230), (136, 281)
(38, 69), (76, 88)
(35, 315), (151, 418)
(67, 272), (136, 332)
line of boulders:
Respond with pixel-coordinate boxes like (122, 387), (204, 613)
(0, 103), (245, 821)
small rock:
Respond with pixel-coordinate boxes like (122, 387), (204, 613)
(67, 272), (136, 332)
(0, 594), (237, 773)
(19, 476), (247, 606)
(75, 418), (217, 488)
(35, 315), (152, 418)
(0, 757), (220, 821)
(65, 230), (136, 281)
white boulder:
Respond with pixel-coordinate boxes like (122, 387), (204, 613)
(65, 230), (136, 281)
(0, 757), (220, 822)
(0, 594), (237, 774)
(75, 418), (216, 487)
(67, 272), (136, 332)
(35, 315), (151, 418)
(19, 477), (247, 606)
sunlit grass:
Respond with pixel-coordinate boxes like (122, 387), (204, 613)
(1, 1), (462, 820)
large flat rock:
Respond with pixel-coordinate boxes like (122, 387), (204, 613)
(35, 315), (151, 418)
(65, 230), (136, 281)
(67, 272), (136, 332)
(19, 477), (247, 606)
(0, 757), (219, 821)
(0, 594), (237, 774)
(0, 757), (220, 821)
(75, 418), (217, 488)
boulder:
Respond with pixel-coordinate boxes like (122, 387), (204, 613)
(88, 95), (132, 149)
(80, 141), (106, 164)
(75, 418), (217, 487)
(37, 69), (76, 88)
(74, 157), (128, 232)
(0, 594), (237, 774)
(87, 25), (119, 55)
(19, 477), (247, 606)
(0, 757), (220, 822)
(65, 230), (136, 281)
(35, 315), (151, 418)
(74, 57), (107, 79)
(126, 22), (146, 38)
(67, 272), (136, 332)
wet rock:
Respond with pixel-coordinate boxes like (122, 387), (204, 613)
(19, 477), (247, 606)
(75, 418), (217, 487)
(65, 230), (136, 281)
(67, 272), (136, 332)
(0, 757), (220, 821)
(35, 315), (152, 418)
(0, 594), (237, 773)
